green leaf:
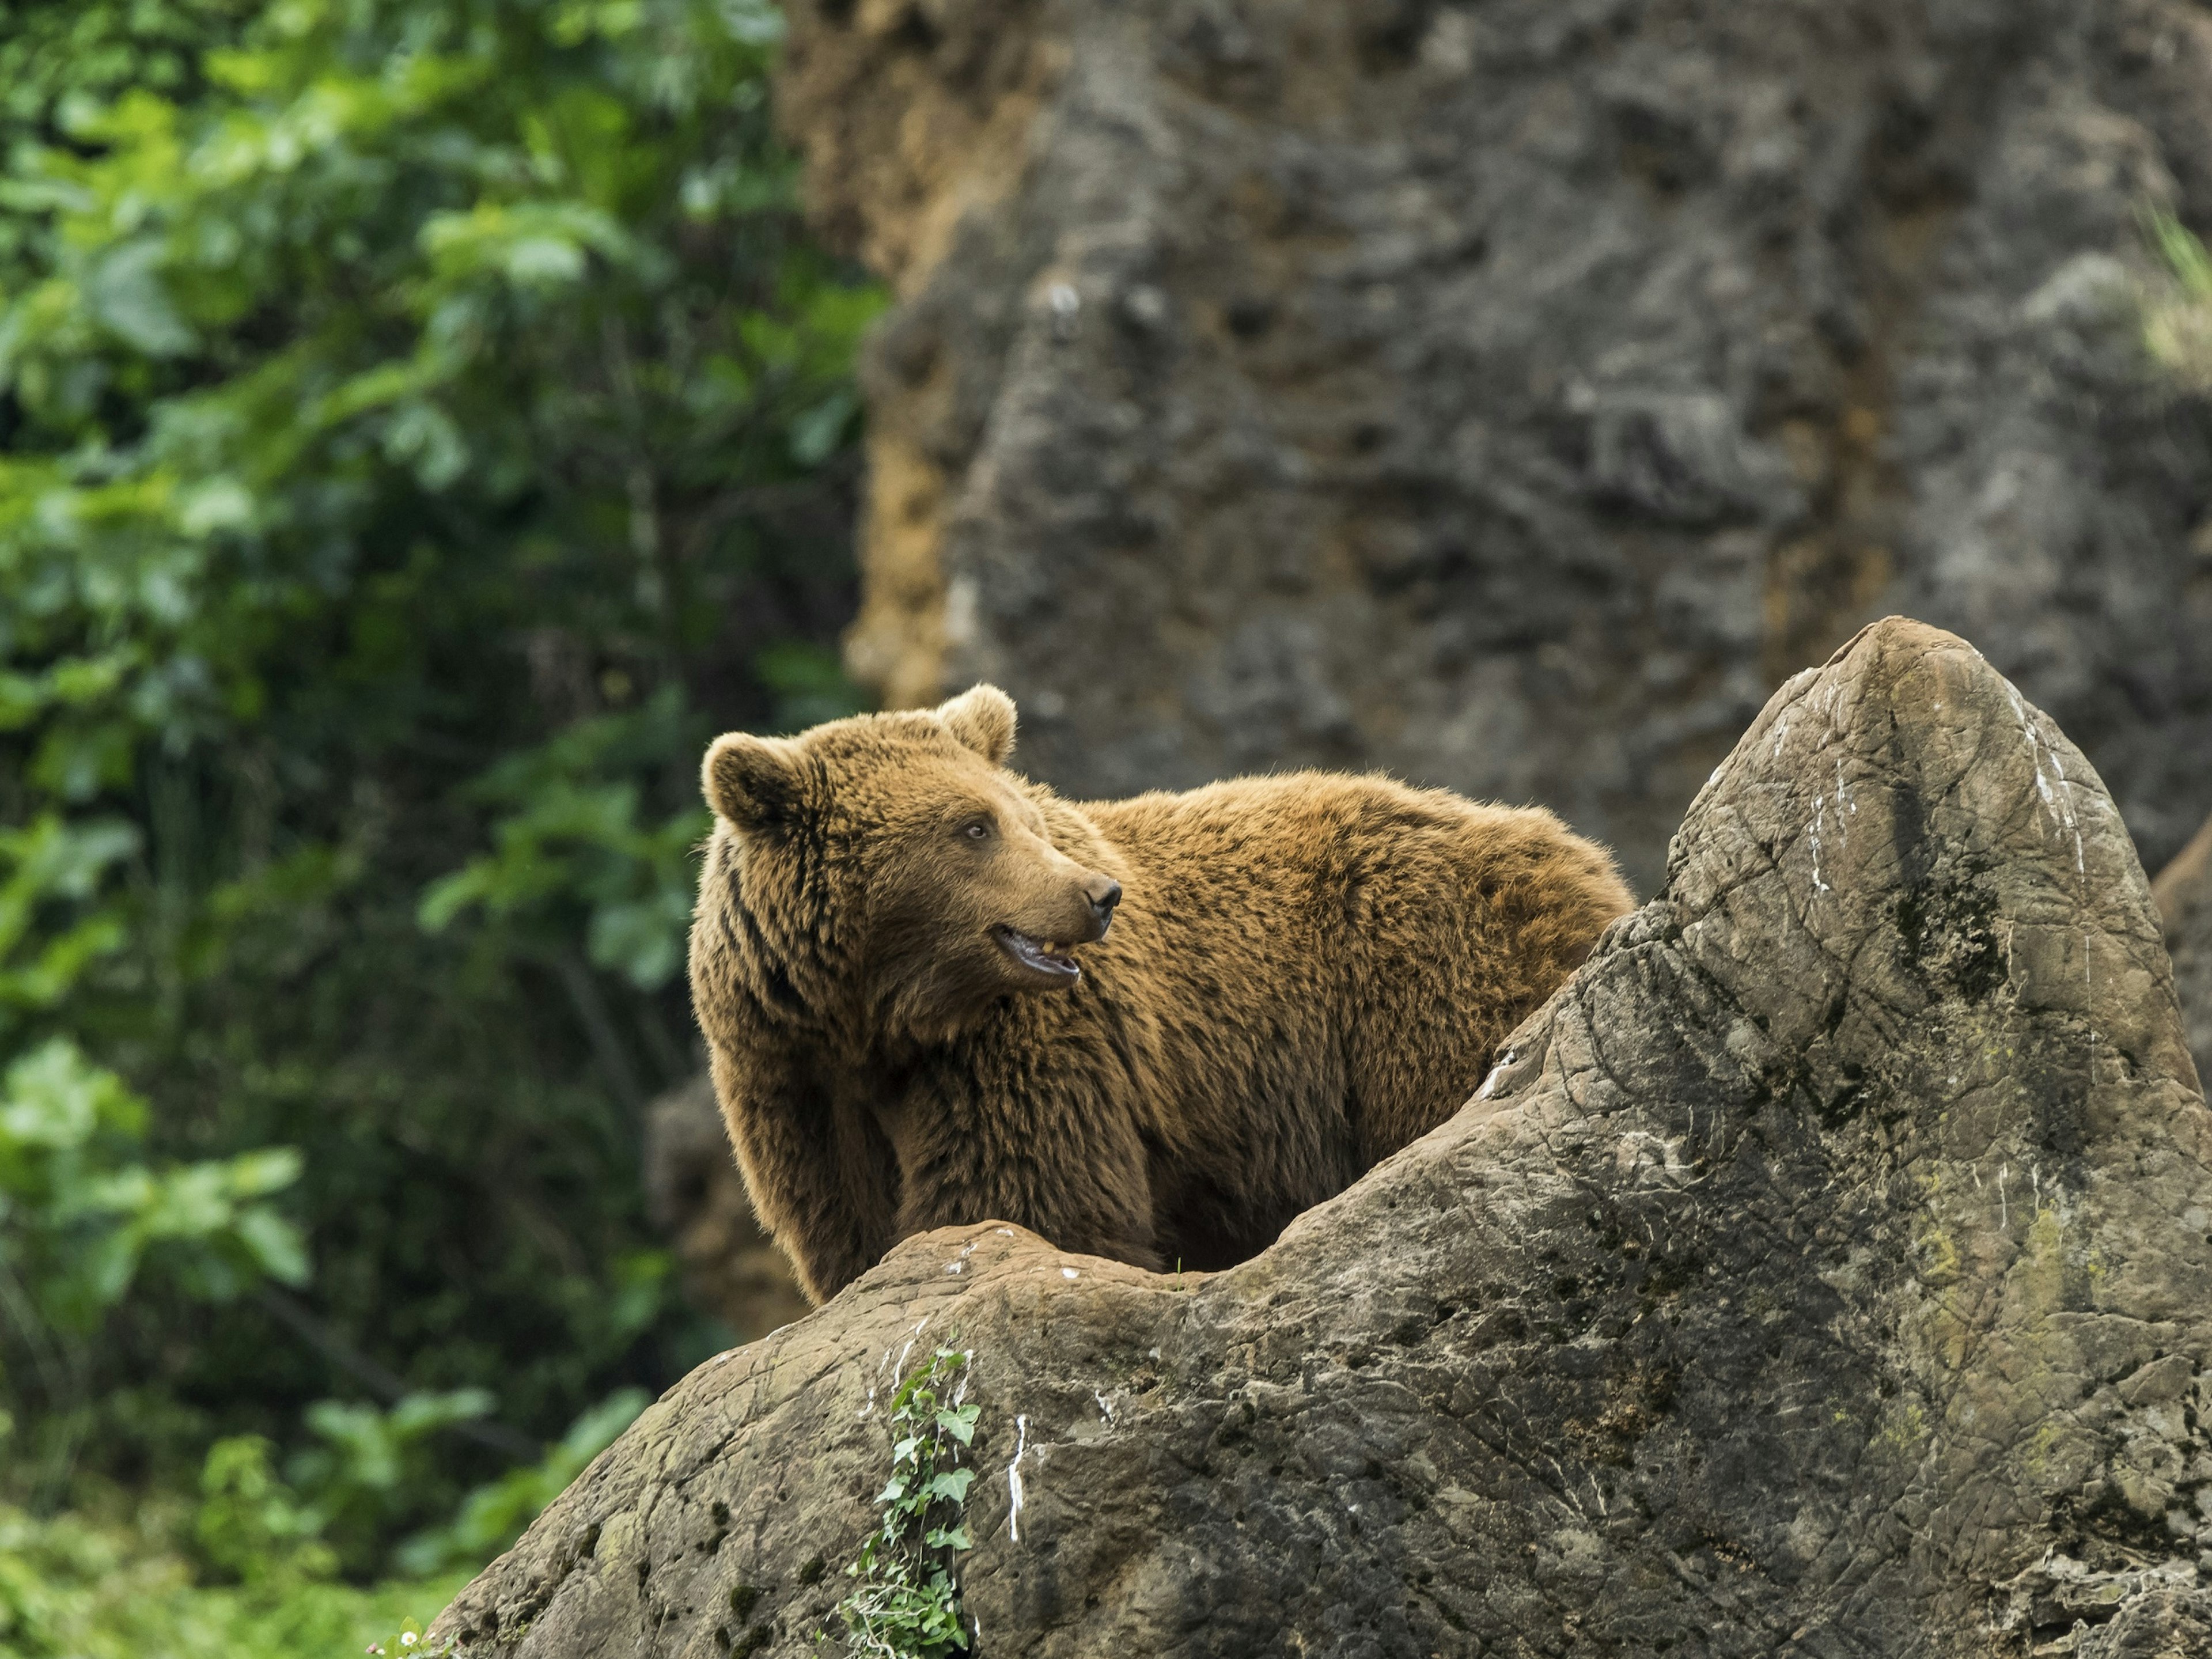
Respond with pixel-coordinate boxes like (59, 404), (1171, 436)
(388, 1388), (496, 1438)
(78, 1226), (143, 1315)
(232, 1203), (310, 1286)
(84, 238), (196, 357)
(1, 1037), (139, 1147)
(935, 1404), (979, 1445)
(224, 1145), (304, 1197)
(586, 891), (691, 990)
(925, 1469), (975, 1505)
(788, 387), (855, 465)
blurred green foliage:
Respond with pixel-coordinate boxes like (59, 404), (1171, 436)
(0, 0), (877, 1607)
(0, 1036), (310, 1512)
(1, 1488), (471, 1657)
(1, 1040), (306, 1326)
(396, 1384), (646, 1575)
(2147, 206), (2212, 389)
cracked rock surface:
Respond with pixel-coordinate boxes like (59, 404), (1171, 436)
(431, 619), (2212, 1657)
(777, 0), (2212, 893)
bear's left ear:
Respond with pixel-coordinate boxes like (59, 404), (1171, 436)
(935, 684), (1017, 767)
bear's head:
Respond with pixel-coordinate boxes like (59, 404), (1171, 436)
(699, 685), (1122, 1043)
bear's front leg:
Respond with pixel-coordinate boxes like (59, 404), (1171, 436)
(889, 1076), (1162, 1274)
(710, 1041), (897, 1304)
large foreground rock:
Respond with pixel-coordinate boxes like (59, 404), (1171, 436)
(435, 619), (2212, 1656)
(778, 0), (2212, 892)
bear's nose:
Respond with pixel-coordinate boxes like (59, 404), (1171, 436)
(1087, 877), (1122, 930)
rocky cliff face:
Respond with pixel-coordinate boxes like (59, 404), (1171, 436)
(432, 620), (2212, 1657)
(778, 0), (2212, 893)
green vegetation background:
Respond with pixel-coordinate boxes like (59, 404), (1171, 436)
(0, 0), (879, 1650)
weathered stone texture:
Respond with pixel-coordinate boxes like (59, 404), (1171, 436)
(433, 620), (2212, 1657)
(779, 0), (2212, 893)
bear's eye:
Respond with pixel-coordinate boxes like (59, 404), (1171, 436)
(960, 818), (993, 842)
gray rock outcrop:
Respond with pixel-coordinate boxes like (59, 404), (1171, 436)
(430, 619), (2212, 1657)
(778, 0), (2212, 893)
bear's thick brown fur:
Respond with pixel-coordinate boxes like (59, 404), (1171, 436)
(688, 686), (1633, 1304)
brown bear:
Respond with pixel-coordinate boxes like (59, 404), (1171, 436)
(688, 685), (1632, 1304)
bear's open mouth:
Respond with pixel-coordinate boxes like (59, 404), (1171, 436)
(993, 926), (1081, 981)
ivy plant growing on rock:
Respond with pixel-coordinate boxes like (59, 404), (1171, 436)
(834, 1343), (979, 1659)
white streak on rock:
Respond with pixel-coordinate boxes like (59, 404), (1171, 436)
(1474, 1048), (1516, 1101)
(2007, 688), (2085, 873)
(1006, 1414), (1031, 1541)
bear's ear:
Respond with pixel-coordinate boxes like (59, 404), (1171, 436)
(703, 733), (802, 833)
(935, 684), (1017, 767)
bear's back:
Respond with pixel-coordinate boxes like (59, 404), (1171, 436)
(1067, 768), (1631, 1182)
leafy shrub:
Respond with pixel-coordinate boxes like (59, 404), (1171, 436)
(0, 1492), (469, 1659)
(0, 0), (878, 1568)
(0, 1036), (307, 1497)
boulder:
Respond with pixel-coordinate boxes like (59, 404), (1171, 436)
(776, 0), (2212, 893)
(431, 618), (2212, 1657)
